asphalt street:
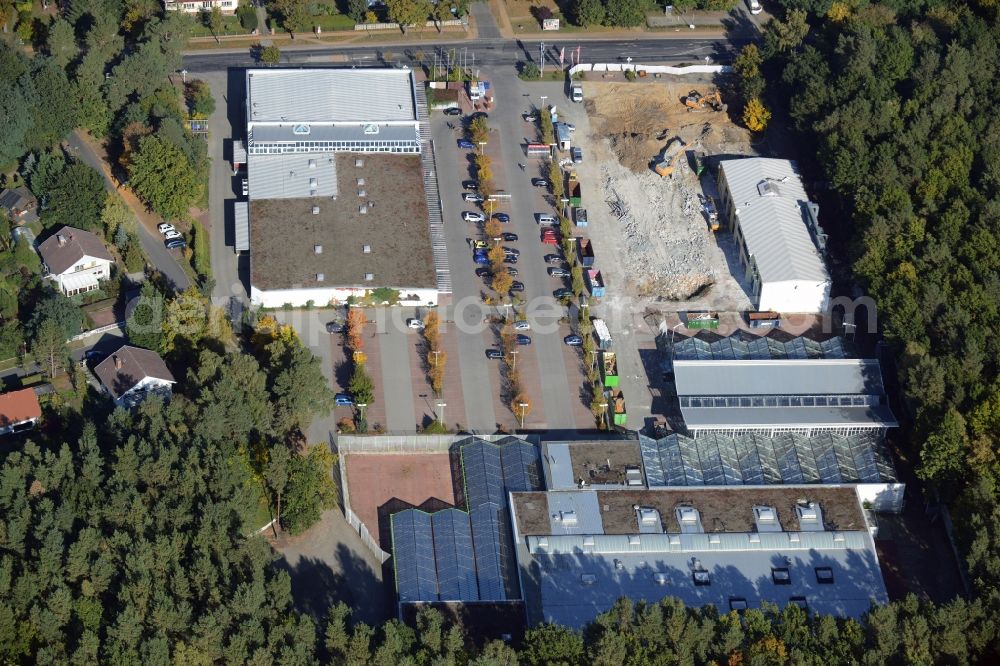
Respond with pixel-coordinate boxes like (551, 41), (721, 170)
(378, 324), (418, 431)
(181, 37), (747, 73)
(65, 132), (191, 292)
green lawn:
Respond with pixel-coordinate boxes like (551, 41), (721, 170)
(189, 14), (252, 37)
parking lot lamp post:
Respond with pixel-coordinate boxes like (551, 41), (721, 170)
(540, 95), (547, 112)
(436, 402), (447, 424)
(589, 349), (597, 371)
(509, 349), (518, 370)
(478, 141), (487, 156)
(432, 349), (441, 368)
(357, 402), (368, 424)
(539, 42), (545, 75)
(518, 402), (528, 428)
(600, 402), (608, 429)
(626, 56), (632, 71)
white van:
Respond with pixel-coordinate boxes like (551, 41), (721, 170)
(536, 213), (557, 225)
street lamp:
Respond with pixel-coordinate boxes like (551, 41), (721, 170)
(539, 41), (546, 75)
(518, 401), (528, 428)
(357, 402), (368, 423)
(431, 349), (441, 367)
(181, 69), (188, 83)
(436, 401), (447, 424)
(478, 141), (487, 156)
(540, 95), (548, 112)
(599, 402), (609, 429)
(626, 56), (632, 70)
(509, 349), (518, 370)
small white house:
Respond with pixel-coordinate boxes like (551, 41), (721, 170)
(37, 226), (114, 297)
(94, 346), (176, 408)
(164, 0), (238, 14)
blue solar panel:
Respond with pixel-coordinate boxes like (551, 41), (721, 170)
(461, 440), (505, 507)
(392, 510), (438, 602)
(500, 440), (542, 492)
(639, 435), (666, 486)
(470, 503), (506, 600)
(431, 509), (479, 601)
(772, 435), (805, 483)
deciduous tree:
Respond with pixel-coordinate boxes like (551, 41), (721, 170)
(128, 135), (200, 220)
(386, 0), (429, 32)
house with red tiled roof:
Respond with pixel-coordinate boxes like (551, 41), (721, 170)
(0, 388), (42, 435)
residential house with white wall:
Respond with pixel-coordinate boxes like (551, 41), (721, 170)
(37, 226), (114, 297)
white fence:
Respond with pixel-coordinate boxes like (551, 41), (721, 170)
(70, 322), (124, 342)
(354, 19), (466, 31)
(569, 63), (730, 75)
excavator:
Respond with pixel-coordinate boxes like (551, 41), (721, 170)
(682, 90), (727, 113)
(654, 137), (687, 178)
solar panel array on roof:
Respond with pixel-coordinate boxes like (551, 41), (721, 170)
(462, 440), (505, 507)
(392, 510), (437, 602)
(639, 431), (897, 487)
(470, 503), (506, 600)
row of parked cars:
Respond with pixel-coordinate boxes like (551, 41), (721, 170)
(157, 223), (187, 249)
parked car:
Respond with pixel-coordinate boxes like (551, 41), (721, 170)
(510, 281), (525, 293)
(564, 334), (584, 346)
(464, 192), (485, 202)
(486, 349), (503, 360)
(241, 178), (249, 196)
(463, 211), (486, 222)
(503, 247), (520, 256)
(462, 180), (479, 190)
(407, 318), (425, 330)
(571, 147), (583, 163)
(548, 267), (570, 277)
(513, 320), (531, 331)
(504, 256), (518, 265)
(522, 112), (538, 122)
(553, 288), (572, 298)
(501, 232), (518, 242)
(515, 334), (532, 346)
(504, 267), (519, 277)
(335, 393), (354, 406)
(492, 212), (510, 223)
(444, 107), (462, 116)
(326, 321), (346, 333)
(531, 178), (550, 188)
(544, 254), (563, 264)
(565, 123), (576, 132)
(536, 213), (557, 225)
(157, 223), (176, 235)
(458, 139), (475, 149)
(164, 230), (183, 240)
(165, 238), (187, 249)
(475, 267), (492, 277)
(470, 111), (489, 120)
(748, 0), (762, 13)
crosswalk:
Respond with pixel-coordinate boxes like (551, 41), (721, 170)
(414, 86), (452, 294)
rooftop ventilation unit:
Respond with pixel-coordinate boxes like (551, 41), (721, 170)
(582, 536), (595, 547)
(363, 245), (371, 254)
(364, 273), (374, 281)
(796, 501), (824, 531)
(653, 572), (668, 585)
(638, 508), (659, 526)
(308, 159), (316, 169)
(360, 205), (368, 214)
(614, 559), (624, 570)
(678, 507), (698, 524)
(314, 245), (322, 254)
(625, 466), (643, 486)
(355, 158), (364, 168)
(316, 273), (324, 282)
(753, 505), (782, 533)
(559, 510), (578, 526)
(312, 206), (320, 215)
(537, 537), (548, 548)
(580, 574), (597, 585)
(358, 190), (366, 198)
(628, 535), (641, 546)
(357, 178), (365, 186)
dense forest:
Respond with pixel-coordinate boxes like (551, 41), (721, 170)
(757, 0), (1000, 623)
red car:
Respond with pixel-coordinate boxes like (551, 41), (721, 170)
(541, 229), (560, 245)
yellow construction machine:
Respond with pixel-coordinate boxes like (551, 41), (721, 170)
(682, 90), (727, 113)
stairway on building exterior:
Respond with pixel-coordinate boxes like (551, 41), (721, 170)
(414, 86), (452, 294)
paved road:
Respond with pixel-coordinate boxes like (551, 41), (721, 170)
(182, 37), (748, 72)
(65, 132), (192, 292)
(200, 70), (249, 310)
(471, 0), (501, 40)
(429, 115), (498, 432)
(487, 73), (575, 429)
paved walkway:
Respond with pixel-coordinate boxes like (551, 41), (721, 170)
(471, 0), (502, 39)
(378, 324), (418, 432)
(65, 131), (191, 292)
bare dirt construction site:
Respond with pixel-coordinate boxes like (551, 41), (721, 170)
(578, 78), (757, 309)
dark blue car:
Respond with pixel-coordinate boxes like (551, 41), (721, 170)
(493, 212), (510, 223)
(457, 139), (475, 149)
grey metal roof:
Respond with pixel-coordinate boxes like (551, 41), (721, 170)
(246, 68), (417, 123)
(639, 431), (898, 486)
(544, 491), (604, 535)
(234, 201), (249, 252)
(673, 359), (887, 396)
(720, 158), (828, 285)
(672, 335), (847, 363)
(232, 140), (247, 164)
(247, 152), (339, 200)
(525, 536), (887, 628)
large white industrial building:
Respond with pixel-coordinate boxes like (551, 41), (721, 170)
(240, 68), (446, 308)
(717, 158), (831, 314)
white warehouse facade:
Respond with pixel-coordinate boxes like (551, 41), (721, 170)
(717, 158), (831, 314)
